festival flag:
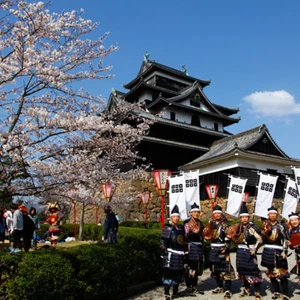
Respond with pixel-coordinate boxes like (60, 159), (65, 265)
(292, 167), (300, 194)
(226, 175), (248, 217)
(184, 170), (200, 212)
(168, 175), (187, 219)
(282, 177), (299, 220)
(254, 173), (278, 218)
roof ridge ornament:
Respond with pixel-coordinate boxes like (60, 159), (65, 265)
(181, 64), (188, 75)
(143, 51), (150, 63)
(111, 87), (117, 96)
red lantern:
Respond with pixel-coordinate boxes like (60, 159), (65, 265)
(140, 190), (151, 222)
(205, 184), (219, 212)
(141, 190), (151, 207)
(153, 169), (172, 228)
(101, 182), (115, 202)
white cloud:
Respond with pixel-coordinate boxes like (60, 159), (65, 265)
(242, 90), (300, 116)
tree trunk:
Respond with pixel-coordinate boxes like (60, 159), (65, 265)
(78, 202), (85, 241)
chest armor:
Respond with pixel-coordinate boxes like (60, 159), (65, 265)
(244, 225), (257, 245)
(168, 225), (185, 251)
(186, 219), (204, 242)
(267, 223), (284, 245)
(49, 213), (58, 225)
(211, 221), (227, 243)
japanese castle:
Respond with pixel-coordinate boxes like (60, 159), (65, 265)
(108, 54), (300, 198)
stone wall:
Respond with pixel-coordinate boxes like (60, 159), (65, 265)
(67, 172), (300, 225)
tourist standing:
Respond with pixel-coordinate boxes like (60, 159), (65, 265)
(10, 203), (24, 251)
(160, 205), (186, 300)
(261, 206), (290, 300)
(29, 207), (40, 250)
(102, 205), (118, 243)
(183, 202), (205, 295)
(203, 205), (235, 299)
(0, 210), (6, 243)
(3, 208), (13, 244)
(19, 205), (35, 252)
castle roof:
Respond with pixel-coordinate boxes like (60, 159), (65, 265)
(180, 124), (300, 170)
(124, 60), (211, 90)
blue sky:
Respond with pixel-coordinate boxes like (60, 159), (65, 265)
(49, 0), (300, 159)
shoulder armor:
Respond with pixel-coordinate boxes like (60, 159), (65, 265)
(161, 225), (172, 239)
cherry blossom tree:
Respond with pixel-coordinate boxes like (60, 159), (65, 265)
(0, 0), (150, 238)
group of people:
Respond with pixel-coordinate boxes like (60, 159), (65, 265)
(160, 202), (300, 300)
(0, 204), (40, 252)
(0, 201), (65, 252)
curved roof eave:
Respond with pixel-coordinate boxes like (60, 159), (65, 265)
(168, 83), (227, 116)
(142, 136), (209, 151)
(179, 148), (300, 171)
(166, 101), (240, 123)
(124, 60), (211, 89)
(264, 129), (289, 158)
(124, 81), (179, 101)
(213, 103), (240, 116)
(155, 117), (232, 137)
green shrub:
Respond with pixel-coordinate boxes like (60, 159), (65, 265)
(6, 250), (76, 300)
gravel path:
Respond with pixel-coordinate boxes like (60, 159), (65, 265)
(127, 252), (300, 300)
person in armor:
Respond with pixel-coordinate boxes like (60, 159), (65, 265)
(261, 206), (290, 300)
(183, 202), (205, 296)
(46, 202), (63, 247)
(287, 212), (300, 285)
(203, 205), (235, 299)
(160, 205), (186, 300)
(228, 203), (262, 300)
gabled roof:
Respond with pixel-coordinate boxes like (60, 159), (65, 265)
(180, 124), (292, 169)
(124, 60), (211, 90)
(146, 82), (240, 126)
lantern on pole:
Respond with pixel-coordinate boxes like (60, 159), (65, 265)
(101, 182), (115, 202)
(140, 190), (151, 222)
(205, 184), (219, 212)
(243, 192), (250, 203)
(153, 169), (172, 228)
(67, 188), (78, 239)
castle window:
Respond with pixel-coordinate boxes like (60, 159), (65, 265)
(191, 115), (201, 127)
(170, 112), (176, 120)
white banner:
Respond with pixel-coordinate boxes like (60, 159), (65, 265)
(168, 175), (187, 220)
(292, 167), (300, 194)
(226, 175), (248, 217)
(282, 177), (299, 220)
(184, 170), (200, 212)
(254, 173), (278, 218)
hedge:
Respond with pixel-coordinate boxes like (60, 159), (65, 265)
(0, 219), (264, 299)
(0, 227), (162, 300)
